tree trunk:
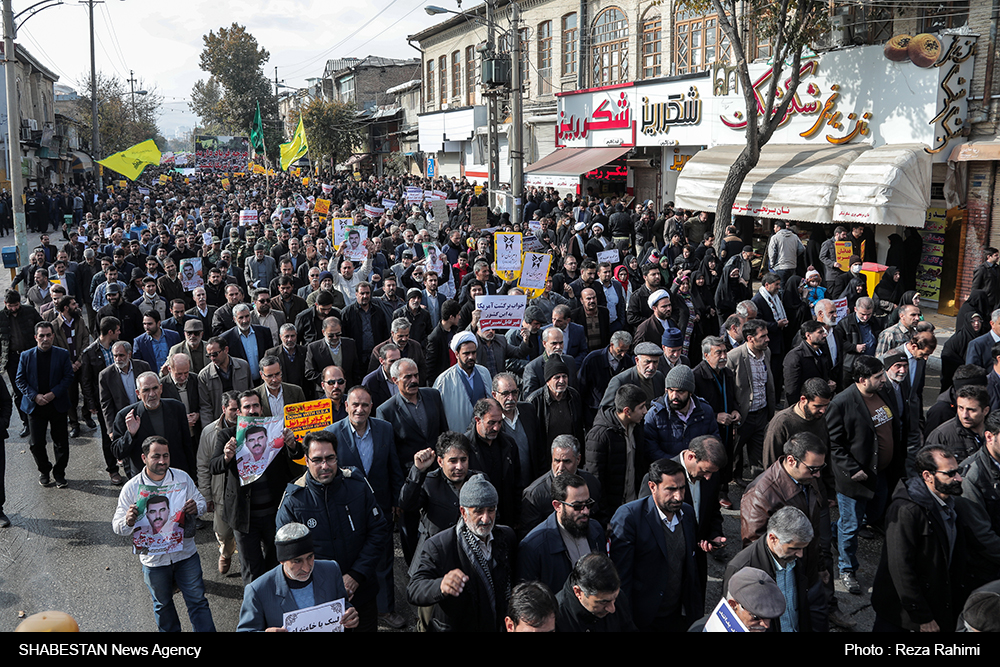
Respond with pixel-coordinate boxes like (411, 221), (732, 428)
(713, 144), (759, 243)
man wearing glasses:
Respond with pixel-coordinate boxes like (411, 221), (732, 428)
(254, 355), (306, 418)
(319, 365), (348, 423)
(211, 390), (303, 585)
(517, 472), (604, 595)
(198, 336), (251, 428)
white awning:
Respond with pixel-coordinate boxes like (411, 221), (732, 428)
(832, 144), (931, 228)
(675, 143), (869, 224)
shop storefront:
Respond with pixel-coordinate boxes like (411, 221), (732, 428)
(672, 34), (976, 310)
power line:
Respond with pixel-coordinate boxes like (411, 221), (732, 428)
(99, 2), (131, 76)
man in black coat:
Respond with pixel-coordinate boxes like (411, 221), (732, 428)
(111, 372), (195, 479)
(783, 320), (834, 406)
(362, 342), (400, 411)
(406, 475), (516, 632)
(579, 332), (634, 429)
(972, 247), (1000, 310)
(423, 298), (460, 385)
(872, 445), (967, 632)
(464, 398), (521, 528)
(219, 304), (274, 384)
(264, 324), (312, 400)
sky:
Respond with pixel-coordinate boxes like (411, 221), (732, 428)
(17, 0), (439, 139)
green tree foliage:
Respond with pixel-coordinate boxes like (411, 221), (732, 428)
(297, 98), (367, 170)
(197, 23), (280, 160)
(675, 0), (828, 239)
(189, 76), (227, 134)
(76, 71), (164, 156)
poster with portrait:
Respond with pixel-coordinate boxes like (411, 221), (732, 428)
(236, 415), (288, 486)
(342, 226), (369, 262)
(179, 258), (203, 291)
(494, 233), (522, 272)
(422, 243), (444, 275)
(131, 482), (187, 556)
(517, 252), (551, 290)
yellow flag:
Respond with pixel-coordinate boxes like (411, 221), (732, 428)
(280, 117), (308, 171)
(96, 139), (161, 181)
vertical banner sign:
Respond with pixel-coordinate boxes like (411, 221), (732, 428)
(518, 252), (552, 290)
(427, 157), (435, 178)
(470, 207), (488, 229)
(332, 218), (352, 248)
(431, 200), (448, 225)
(475, 295), (527, 330)
(917, 207), (946, 302)
(494, 232), (523, 272)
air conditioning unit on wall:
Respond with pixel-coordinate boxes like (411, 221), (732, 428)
(814, 15), (849, 50)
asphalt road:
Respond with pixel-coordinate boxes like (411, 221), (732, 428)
(0, 225), (946, 632)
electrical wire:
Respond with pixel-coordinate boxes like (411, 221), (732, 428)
(17, 28), (75, 83)
(99, 3), (131, 77)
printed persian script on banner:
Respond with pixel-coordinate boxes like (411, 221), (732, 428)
(702, 597), (749, 632)
(284, 598), (345, 632)
(332, 219), (353, 247)
(495, 232), (523, 272)
(382, 199), (396, 210)
(239, 210), (258, 226)
(285, 399), (334, 440)
(313, 199), (331, 215)
(475, 295), (527, 330)
(235, 415), (287, 486)
(597, 248), (620, 265)
(518, 252), (551, 290)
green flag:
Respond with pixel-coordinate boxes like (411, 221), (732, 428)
(250, 101), (265, 154)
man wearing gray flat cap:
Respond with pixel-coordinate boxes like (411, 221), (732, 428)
(601, 341), (666, 409)
(690, 566), (786, 632)
(407, 474), (516, 631)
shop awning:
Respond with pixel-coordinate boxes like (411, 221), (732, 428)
(69, 150), (93, 174)
(675, 143), (931, 226)
(675, 143), (869, 224)
(526, 147), (631, 178)
(948, 142), (1000, 162)
(832, 144), (931, 228)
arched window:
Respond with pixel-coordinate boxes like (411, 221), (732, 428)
(562, 13), (577, 77)
(641, 10), (661, 79)
(592, 7), (628, 86)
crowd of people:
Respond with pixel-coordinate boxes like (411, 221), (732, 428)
(0, 166), (997, 635)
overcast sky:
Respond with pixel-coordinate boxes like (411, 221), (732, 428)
(18, 0), (438, 140)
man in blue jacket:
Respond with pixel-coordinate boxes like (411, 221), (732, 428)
(643, 365), (721, 461)
(609, 457), (704, 631)
(238, 522), (360, 632)
(276, 430), (389, 632)
(16, 320), (74, 487)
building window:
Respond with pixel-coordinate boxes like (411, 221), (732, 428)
(922, 0), (968, 31)
(592, 7), (628, 86)
(466, 45), (476, 106)
(538, 20), (552, 94)
(641, 12), (661, 79)
(674, 10), (730, 75)
(426, 59), (434, 109)
(562, 13), (577, 77)
(339, 76), (355, 103)
(520, 28), (530, 82)
(452, 51), (461, 99)
(439, 55), (447, 106)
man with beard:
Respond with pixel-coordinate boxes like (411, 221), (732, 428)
(97, 282), (142, 344)
(871, 445), (967, 632)
(626, 263), (663, 328)
(762, 377), (833, 468)
(434, 331), (491, 433)
(644, 365), (720, 461)
(609, 457), (703, 631)
(517, 472), (604, 595)
(407, 475), (516, 632)
(51, 296), (91, 438)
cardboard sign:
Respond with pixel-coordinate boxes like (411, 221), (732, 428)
(597, 248), (621, 265)
(518, 252), (551, 290)
(522, 236), (546, 252)
(284, 598), (345, 633)
(495, 232), (523, 272)
(239, 210), (258, 226)
(431, 200), (448, 224)
(835, 240), (853, 271)
(235, 416), (288, 486)
(314, 199), (331, 215)
(475, 294), (527, 330)
(284, 399), (334, 439)
(470, 207), (488, 229)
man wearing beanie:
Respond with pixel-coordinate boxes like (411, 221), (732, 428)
(527, 355), (584, 453)
(407, 474), (516, 631)
(644, 365), (721, 460)
(237, 522), (360, 631)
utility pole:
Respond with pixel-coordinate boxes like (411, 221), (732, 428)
(510, 2), (523, 226)
(127, 69), (137, 121)
(83, 0), (103, 189)
(3, 0), (26, 265)
(486, 0), (499, 203)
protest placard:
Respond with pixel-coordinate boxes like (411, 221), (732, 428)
(835, 241), (853, 271)
(703, 597), (749, 632)
(364, 204), (384, 219)
(432, 200), (448, 224)
(131, 482), (187, 556)
(470, 207), (488, 229)
(294, 194), (307, 211)
(235, 415), (289, 486)
(313, 199), (331, 215)
(405, 187), (423, 203)
(423, 244), (444, 275)
(382, 198), (396, 210)
(332, 218), (352, 247)
(518, 252), (551, 290)
(321, 183), (333, 195)
(475, 295), (527, 330)
(283, 598), (345, 633)
(474, 185), (483, 196)
(432, 189), (447, 200)
(179, 258), (204, 291)
(342, 226), (369, 261)
(597, 248), (621, 265)
(221, 178), (230, 189)
(285, 399), (334, 440)
(495, 233), (522, 272)
(239, 210), (258, 226)
(833, 297), (849, 324)
(445, 198), (458, 210)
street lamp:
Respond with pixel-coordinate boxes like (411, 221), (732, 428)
(127, 70), (147, 121)
(422, 2), (523, 224)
